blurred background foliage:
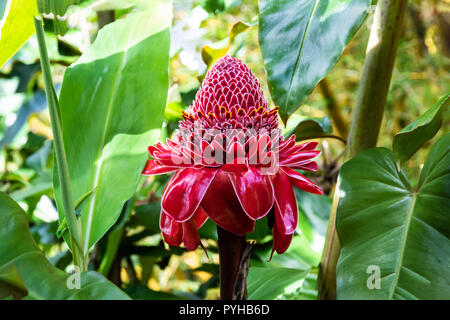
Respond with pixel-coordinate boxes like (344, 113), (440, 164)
(0, 0), (449, 300)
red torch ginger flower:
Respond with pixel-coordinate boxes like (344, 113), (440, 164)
(143, 55), (323, 257)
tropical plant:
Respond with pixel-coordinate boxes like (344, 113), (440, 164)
(0, 0), (448, 301)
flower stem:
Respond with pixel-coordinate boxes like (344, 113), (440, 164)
(34, 16), (85, 270)
(318, 0), (408, 299)
(217, 226), (251, 300)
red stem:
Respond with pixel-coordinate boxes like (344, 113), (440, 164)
(217, 226), (250, 300)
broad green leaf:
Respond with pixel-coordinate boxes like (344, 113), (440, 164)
(254, 236), (320, 270)
(98, 198), (132, 276)
(0, 192), (130, 299)
(0, 264), (28, 299)
(393, 93), (450, 167)
(130, 203), (161, 235)
(336, 133), (450, 299)
(282, 105), (333, 141)
(258, 0), (370, 122)
(201, 21), (255, 68)
(55, 3), (171, 254)
(0, 0), (38, 69)
(293, 117), (333, 141)
(278, 269), (318, 300)
(248, 266), (308, 300)
(10, 168), (52, 202)
(296, 188), (331, 240)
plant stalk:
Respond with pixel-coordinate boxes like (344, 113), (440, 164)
(318, 0), (408, 299)
(34, 16), (86, 270)
(318, 78), (348, 139)
(217, 226), (251, 300)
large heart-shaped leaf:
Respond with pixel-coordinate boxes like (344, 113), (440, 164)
(258, 0), (370, 122)
(0, 264), (28, 299)
(0, 0), (38, 69)
(55, 3), (171, 254)
(393, 93), (449, 167)
(336, 133), (450, 299)
(0, 192), (129, 299)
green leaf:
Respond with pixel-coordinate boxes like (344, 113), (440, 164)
(0, 264), (28, 299)
(131, 203), (161, 235)
(393, 93), (450, 167)
(247, 266), (308, 300)
(54, 3), (171, 255)
(253, 235), (320, 270)
(201, 20), (255, 68)
(0, 0), (38, 69)
(336, 133), (450, 299)
(0, 192), (130, 299)
(286, 114), (334, 141)
(296, 188), (331, 240)
(10, 169), (52, 201)
(98, 198), (133, 276)
(258, 0), (370, 122)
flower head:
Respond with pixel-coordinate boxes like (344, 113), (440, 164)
(143, 55), (323, 257)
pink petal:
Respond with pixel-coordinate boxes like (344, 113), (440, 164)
(281, 167), (323, 195)
(279, 150), (321, 166)
(142, 160), (178, 175)
(193, 206), (208, 229)
(271, 226), (293, 257)
(289, 161), (319, 172)
(201, 171), (255, 235)
(220, 163), (249, 173)
(270, 170), (298, 235)
(160, 211), (182, 246)
(279, 135), (296, 153)
(162, 168), (218, 222)
(182, 219), (201, 250)
(290, 141), (319, 153)
(228, 166), (274, 220)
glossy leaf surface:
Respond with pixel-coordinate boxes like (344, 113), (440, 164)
(0, 0), (38, 69)
(0, 192), (129, 299)
(337, 134), (450, 299)
(259, 0), (370, 122)
(393, 93), (449, 166)
(55, 4), (171, 254)
(248, 266), (308, 299)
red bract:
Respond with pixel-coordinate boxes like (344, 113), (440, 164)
(143, 55), (323, 258)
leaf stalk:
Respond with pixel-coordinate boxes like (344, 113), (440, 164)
(33, 16), (86, 271)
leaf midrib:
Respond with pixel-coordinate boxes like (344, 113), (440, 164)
(388, 192), (416, 299)
(283, 0), (319, 113)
